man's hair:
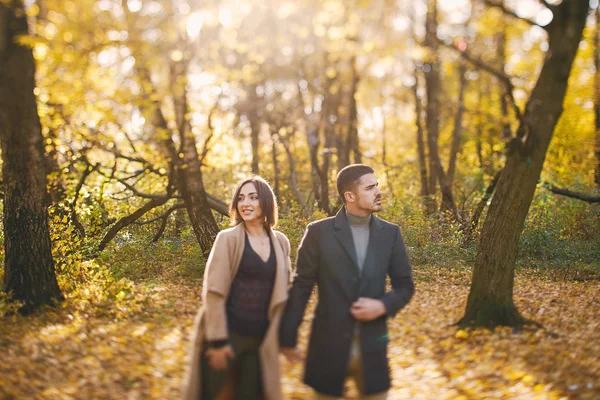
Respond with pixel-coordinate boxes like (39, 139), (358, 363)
(230, 176), (278, 228)
(336, 164), (375, 203)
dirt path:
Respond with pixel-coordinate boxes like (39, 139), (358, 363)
(1, 267), (598, 399)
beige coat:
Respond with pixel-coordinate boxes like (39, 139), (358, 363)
(182, 223), (292, 400)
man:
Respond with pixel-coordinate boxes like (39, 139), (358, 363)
(280, 164), (415, 399)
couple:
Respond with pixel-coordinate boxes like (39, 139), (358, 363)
(183, 164), (415, 400)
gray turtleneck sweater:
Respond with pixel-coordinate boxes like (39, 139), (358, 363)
(346, 209), (371, 274)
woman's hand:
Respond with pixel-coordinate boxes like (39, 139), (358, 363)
(205, 345), (235, 371)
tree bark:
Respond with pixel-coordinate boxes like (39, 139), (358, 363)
(447, 62), (467, 188)
(459, 0), (589, 328)
(0, 0), (63, 313)
(280, 130), (309, 217)
(413, 69), (434, 214)
(98, 194), (173, 252)
(347, 56), (361, 164)
(249, 83), (261, 175)
(424, 0), (459, 217)
(170, 59), (220, 256)
(307, 125), (324, 212)
(496, 8), (511, 140)
(271, 134), (280, 200)
(547, 185), (600, 203)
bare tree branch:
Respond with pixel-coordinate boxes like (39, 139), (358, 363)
(136, 202), (186, 225)
(483, 0), (544, 29)
(464, 169), (502, 244)
(152, 212), (170, 243)
(71, 162), (97, 237)
(95, 168), (167, 200)
(200, 92), (224, 163)
(206, 194), (229, 216)
(98, 193), (174, 252)
(437, 38), (523, 121)
(547, 185), (600, 203)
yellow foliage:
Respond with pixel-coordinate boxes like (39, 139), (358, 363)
(1, 266), (599, 398)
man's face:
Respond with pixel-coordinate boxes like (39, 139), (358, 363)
(346, 173), (382, 215)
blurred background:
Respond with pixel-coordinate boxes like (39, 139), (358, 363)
(1, 0), (599, 398)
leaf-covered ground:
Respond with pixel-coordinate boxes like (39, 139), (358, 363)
(1, 264), (599, 399)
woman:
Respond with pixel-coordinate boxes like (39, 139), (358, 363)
(183, 176), (292, 400)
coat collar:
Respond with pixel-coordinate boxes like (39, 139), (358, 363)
(267, 228), (289, 319)
(333, 207), (359, 273)
(333, 206), (385, 278)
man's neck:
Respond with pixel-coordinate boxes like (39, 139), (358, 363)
(345, 208), (371, 226)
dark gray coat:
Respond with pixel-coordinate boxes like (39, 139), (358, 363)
(280, 208), (415, 396)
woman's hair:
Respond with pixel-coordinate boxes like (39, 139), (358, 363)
(229, 176), (278, 228)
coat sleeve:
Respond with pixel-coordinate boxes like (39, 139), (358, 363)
(380, 226), (415, 317)
(279, 223), (319, 348)
(202, 231), (232, 341)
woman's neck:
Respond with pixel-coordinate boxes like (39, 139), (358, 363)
(244, 221), (266, 237)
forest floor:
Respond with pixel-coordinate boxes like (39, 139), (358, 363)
(1, 252), (599, 400)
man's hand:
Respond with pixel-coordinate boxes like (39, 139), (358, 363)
(350, 297), (387, 321)
(205, 345), (235, 371)
(280, 347), (304, 363)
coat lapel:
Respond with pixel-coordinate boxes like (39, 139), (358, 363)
(333, 207), (360, 276)
(359, 215), (385, 293)
(268, 229), (289, 320)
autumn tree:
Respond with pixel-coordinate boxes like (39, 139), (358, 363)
(459, 0), (590, 328)
(0, 0), (63, 312)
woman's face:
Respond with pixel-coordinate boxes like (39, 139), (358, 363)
(237, 182), (263, 223)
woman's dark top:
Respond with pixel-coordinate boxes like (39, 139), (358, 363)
(225, 233), (276, 338)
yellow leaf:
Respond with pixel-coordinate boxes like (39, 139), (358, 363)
(534, 383), (545, 392)
(522, 374), (535, 384)
(455, 330), (469, 340)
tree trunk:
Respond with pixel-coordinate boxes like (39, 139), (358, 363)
(424, 0), (458, 217)
(459, 0), (589, 328)
(381, 91), (396, 198)
(0, 0), (63, 313)
(249, 83), (261, 175)
(320, 118), (333, 215)
(347, 57), (361, 164)
(280, 132), (309, 217)
(314, 67), (334, 216)
(497, 9), (511, 140)
(413, 69), (434, 214)
(271, 134), (280, 200)
(307, 124), (324, 213)
(447, 62), (467, 188)
(170, 59), (220, 256)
